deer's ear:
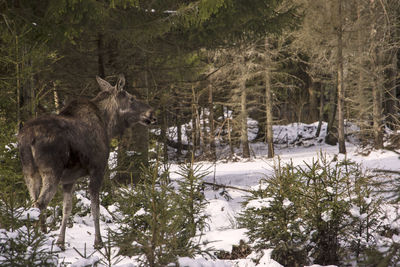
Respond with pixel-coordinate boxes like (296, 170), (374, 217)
(96, 76), (114, 91)
(116, 74), (125, 91)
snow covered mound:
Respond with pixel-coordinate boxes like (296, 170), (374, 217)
(273, 122), (327, 146)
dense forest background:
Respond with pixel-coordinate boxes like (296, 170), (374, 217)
(1, 0), (400, 183)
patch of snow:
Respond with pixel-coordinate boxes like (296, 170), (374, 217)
(134, 207), (147, 216)
(282, 198), (293, 209)
(178, 256), (231, 267)
(206, 199), (237, 230)
(18, 207), (40, 221)
(321, 210), (332, 222)
(246, 198), (274, 210)
(70, 256), (99, 267)
(200, 228), (248, 252)
(233, 249), (283, 267)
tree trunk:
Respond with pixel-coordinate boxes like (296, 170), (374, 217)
(176, 110), (182, 157)
(370, 1), (384, 149)
(373, 49), (384, 149)
(386, 44), (398, 130)
(308, 80), (319, 123)
(337, 0), (346, 154)
(265, 37), (274, 158)
(15, 34), (21, 129)
(316, 84), (325, 137)
(227, 116), (234, 157)
(53, 82), (60, 113)
(97, 33), (105, 78)
(240, 82), (250, 158)
(115, 67), (150, 184)
(208, 83), (216, 161)
(191, 85), (200, 155)
(372, 79), (384, 149)
(161, 105), (168, 163)
(325, 83), (338, 146)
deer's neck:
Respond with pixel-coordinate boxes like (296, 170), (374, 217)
(94, 98), (126, 139)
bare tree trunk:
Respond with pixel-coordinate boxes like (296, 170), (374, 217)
(201, 107), (207, 152)
(370, 1), (384, 149)
(372, 78), (384, 149)
(325, 83), (338, 145)
(53, 82), (60, 113)
(176, 110), (182, 157)
(356, 1), (369, 139)
(191, 85), (200, 154)
(265, 37), (274, 158)
(316, 84), (324, 137)
(227, 117), (234, 157)
(115, 65), (149, 184)
(373, 48), (384, 149)
(240, 82), (250, 158)
(208, 83), (216, 160)
(15, 34), (21, 129)
(97, 33), (105, 78)
(386, 44), (398, 130)
(337, 0), (346, 154)
(308, 80), (319, 123)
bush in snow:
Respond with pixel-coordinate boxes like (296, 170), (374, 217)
(0, 136), (28, 229)
(239, 154), (385, 266)
(110, 160), (209, 267)
(0, 136), (59, 266)
(174, 162), (209, 240)
(0, 209), (58, 267)
(238, 159), (309, 267)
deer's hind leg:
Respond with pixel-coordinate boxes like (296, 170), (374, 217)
(23, 170), (42, 204)
(89, 170), (105, 249)
(56, 183), (74, 250)
(20, 145), (41, 204)
(35, 168), (60, 233)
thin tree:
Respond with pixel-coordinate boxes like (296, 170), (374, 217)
(264, 37), (275, 158)
(337, 0), (346, 154)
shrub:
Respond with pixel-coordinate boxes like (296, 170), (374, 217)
(239, 154), (385, 266)
(110, 160), (209, 267)
(0, 208), (58, 267)
(239, 159), (309, 266)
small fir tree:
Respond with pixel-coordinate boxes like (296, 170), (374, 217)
(110, 160), (209, 267)
(174, 162), (209, 241)
(0, 208), (58, 267)
(239, 154), (386, 266)
(239, 159), (309, 266)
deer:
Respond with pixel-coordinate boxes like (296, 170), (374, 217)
(18, 74), (156, 250)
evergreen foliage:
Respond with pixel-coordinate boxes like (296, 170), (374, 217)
(238, 159), (309, 266)
(110, 160), (209, 266)
(0, 208), (58, 267)
(0, 136), (26, 229)
(174, 161), (210, 241)
(239, 154), (386, 266)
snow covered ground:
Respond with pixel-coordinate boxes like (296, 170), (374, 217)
(5, 122), (400, 266)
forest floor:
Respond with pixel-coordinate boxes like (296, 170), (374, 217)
(47, 122), (400, 266)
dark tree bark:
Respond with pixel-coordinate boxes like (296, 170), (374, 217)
(265, 37), (274, 158)
(97, 33), (105, 78)
(208, 83), (216, 161)
(316, 84), (325, 137)
(325, 83), (338, 146)
(240, 83), (250, 158)
(308, 80), (319, 123)
(337, 0), (346, 154)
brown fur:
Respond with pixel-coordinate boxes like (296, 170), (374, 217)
(18, 75), (156, 250)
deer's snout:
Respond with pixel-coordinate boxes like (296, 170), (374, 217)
(141, 110), (157, 125)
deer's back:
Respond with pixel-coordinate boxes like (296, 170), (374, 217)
(18, 113), (109, 180)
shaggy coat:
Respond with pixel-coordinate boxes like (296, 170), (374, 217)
(18, 75), (156, 249)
